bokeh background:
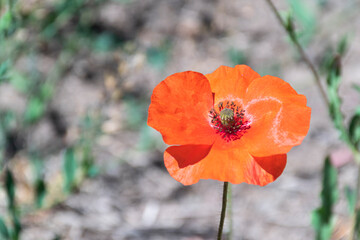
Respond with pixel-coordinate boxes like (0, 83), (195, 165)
(0, 0), (360, 239)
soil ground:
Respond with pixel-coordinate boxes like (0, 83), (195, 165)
(1, 0), (360, 239)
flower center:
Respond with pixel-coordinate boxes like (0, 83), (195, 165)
(209, 101), (250, 142)
(220, 108), (234, 126)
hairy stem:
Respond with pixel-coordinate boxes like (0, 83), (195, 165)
(264, 0), (329, 105)
(217, 182), (229, 240)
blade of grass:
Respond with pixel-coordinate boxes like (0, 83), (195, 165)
(63, 147), (77, 193)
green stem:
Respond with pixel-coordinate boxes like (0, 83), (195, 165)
(227, 183), (233, 240)
(217, 182), (228, 240)
(264, 0), (329, 106)
(350, 155), (360, 240)
(264, 0), (360, 238)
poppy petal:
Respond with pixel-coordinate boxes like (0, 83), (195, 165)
(164, 143), (286, 186)
(148, 71), (215, 145)
(205, 65), (261, 102)
(252, 154), (287, 182)
(166, 144), (212, 168)
(243, 75), (311, 156)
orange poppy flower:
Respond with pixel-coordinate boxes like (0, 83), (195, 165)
(148, 65), (311, 186)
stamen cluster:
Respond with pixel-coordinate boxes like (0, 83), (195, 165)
(209, 101), (250, 142)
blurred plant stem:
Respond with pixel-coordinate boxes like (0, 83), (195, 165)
(264, 0), (328, 105)
(325, 56), (360, 240)
(218, 182), (228, 240)
(227, 183), (233, 240)
(265, 0), (360, 239)
(5, 168), (22, 240)
(350, 162), (360, 240)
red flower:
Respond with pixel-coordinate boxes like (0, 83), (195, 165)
(148, 65), (311, 186)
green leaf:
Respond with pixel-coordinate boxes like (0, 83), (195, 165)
(345, 186), (356, 214)
(288, 0), (314, 26)
(124, 98), (147, 129)
(31, 156), (47, 208)
(63, 147), (77, 193)
(5, 169), (15, 211)
(325, 56), (348, 142)
(81, 113), (93, 131)
(319, 47), (334, 74)
(94, 33), (117, 52)
(35, 179), (46, 208)
(0, 111), (16, 130)
(12, 216), (21, 240)
(327, 89), (344, 139)
(24, 98), (46, 123)
(311, 209), (334, 240)
(39, 82), (54, 101)
(355, 209), (360, 239)
(337, 35), (348, 56)
(9, 71), (31, 93)
(227, 48), (247, 66)
(326, 69), (341, 88)
(137, 125), (155, 150)
(321, 157), (338, 221)
(146, 42), (171, 71)
(81, 145), (97, 178)
(284, 12), (295, 35)
(349, 108), (360, 147)
(0, 60), (10, 82)
(0, 11), (12, 33)
(52, 235), (62, 240)
(287, 0), (317, 45)
(137, 124), (162, 151)
(0, 216), (9, 239)
(311, 157), (338, 240)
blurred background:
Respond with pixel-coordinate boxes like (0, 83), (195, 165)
(0, 0), (360, 239)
